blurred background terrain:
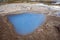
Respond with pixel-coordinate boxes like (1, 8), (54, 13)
(0, 0), (59, 4)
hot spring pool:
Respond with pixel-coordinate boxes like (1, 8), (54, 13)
(7, 12), (46, 35)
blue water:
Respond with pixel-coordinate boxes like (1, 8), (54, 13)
(7, 12), (46, 35)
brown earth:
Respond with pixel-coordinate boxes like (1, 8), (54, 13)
(0, 15), (60, 40)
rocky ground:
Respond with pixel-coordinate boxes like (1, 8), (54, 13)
(0, 3), (60, 40)
(0, 15), (60, 40)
